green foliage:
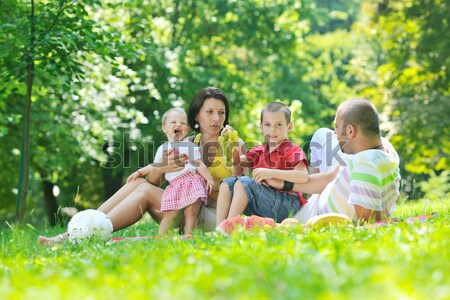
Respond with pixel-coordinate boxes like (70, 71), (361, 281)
(418, 171), (450, 202)
(0, 0), (447, 223)
(362, 0), (450, 174)
(0, 200), (449, 299)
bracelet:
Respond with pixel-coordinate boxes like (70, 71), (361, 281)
(282, 181), (294, 191)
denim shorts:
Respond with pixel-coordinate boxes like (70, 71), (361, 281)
(221, 176), (301, 222)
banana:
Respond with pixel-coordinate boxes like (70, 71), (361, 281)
(306, 213), (352, 229)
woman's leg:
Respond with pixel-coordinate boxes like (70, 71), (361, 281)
(97, 178), (149, 214)
(38, 179), (163, 245)
(227, 180), (249, 219)
(103, 182), (164, 231)
(184, 201), (201, 234)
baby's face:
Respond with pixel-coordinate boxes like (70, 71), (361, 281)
(162, 111), (189, 142)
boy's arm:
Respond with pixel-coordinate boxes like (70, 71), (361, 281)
(265, 165), (339, 194)
(196, 160), (215, 194)
(252, 163), (309, 184)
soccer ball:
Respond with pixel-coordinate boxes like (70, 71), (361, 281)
(68, 209), (113, 244)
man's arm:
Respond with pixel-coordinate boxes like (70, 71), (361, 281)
(264, 165), (339, 194)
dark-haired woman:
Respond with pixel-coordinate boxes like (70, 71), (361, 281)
(38, 87), (245, 244)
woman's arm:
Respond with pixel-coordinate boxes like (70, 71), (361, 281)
(126, 148), (189, 185)
(196, 160), (215, 194)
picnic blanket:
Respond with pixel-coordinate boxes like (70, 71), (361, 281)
(109, 212), (438, 242)
(365, 212), (438, 227)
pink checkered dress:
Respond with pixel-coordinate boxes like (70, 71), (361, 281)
(161, 170), (208, 211)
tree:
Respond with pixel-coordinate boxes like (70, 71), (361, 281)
(364, 1), (449, 172)
(0, 0), (120, 225)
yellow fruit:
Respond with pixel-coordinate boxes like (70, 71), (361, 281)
(305, 213), (352, 229)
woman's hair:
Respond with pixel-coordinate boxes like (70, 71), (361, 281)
(188, 87), (230, 132)
(161, 107), (187, 125)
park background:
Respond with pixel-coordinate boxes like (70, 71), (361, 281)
(0, 0), (448, 227)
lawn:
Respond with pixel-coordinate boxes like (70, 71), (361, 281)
(1, 199), (449, 300)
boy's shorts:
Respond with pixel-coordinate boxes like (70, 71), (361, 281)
(221, 176), (301, 222)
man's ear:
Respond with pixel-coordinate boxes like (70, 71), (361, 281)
(347, 124), (356, 138)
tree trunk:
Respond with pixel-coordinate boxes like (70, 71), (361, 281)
(42, 181), (58, 226)
(16, 0), (35, 225)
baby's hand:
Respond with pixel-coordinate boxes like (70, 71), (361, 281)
(206, 180), (216, 195)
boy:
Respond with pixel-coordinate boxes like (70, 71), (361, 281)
(216, 102), (309, 224)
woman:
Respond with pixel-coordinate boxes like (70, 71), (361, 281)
(38, 87), (244, 244)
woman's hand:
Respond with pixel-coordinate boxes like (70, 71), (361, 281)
(220, 125), (234, 136)
(156, 148), (188, 173)
(206, 179), (216, 195)
(126, 170), (143, 183)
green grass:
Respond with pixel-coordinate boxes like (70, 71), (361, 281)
(1, 199), (449, 300)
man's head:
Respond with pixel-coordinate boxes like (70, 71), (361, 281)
(260, 102), (292, 146)
(334, 98), (381, 154)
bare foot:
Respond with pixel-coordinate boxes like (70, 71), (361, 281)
(38, 233), (67, 245)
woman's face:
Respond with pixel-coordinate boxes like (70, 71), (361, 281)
(195, 98), (226, 137)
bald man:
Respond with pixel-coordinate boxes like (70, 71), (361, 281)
(269, 98), (401, 223)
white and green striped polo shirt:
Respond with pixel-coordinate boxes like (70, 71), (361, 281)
(318, 148), (400, 221)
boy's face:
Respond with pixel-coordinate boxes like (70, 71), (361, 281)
(260, 111), (292, 146)
(163, 111), (189, 142)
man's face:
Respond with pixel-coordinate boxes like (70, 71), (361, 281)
(333, 107), (351, 154)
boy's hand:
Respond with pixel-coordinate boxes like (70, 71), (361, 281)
(231, 147), (244, 176)
(252, 168), (272, 184)
(206, 179), (216, 194)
